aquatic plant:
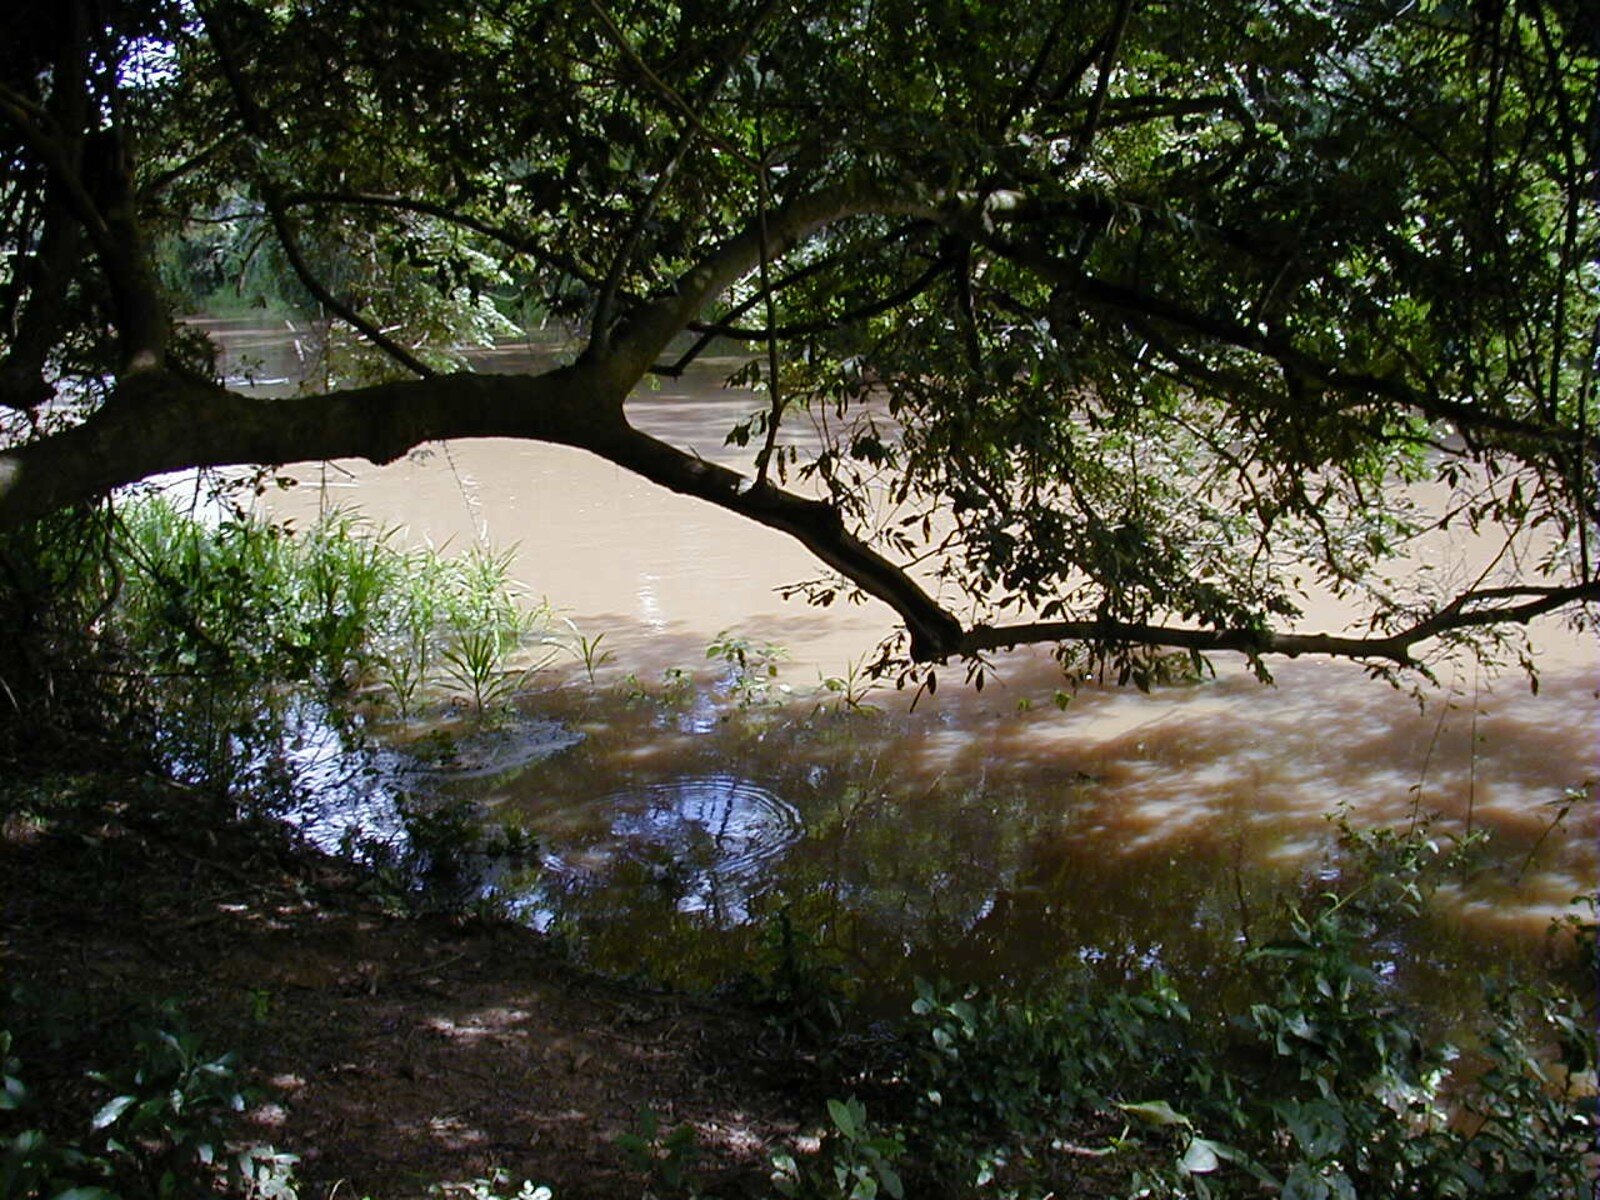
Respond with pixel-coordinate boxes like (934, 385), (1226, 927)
(426, 549), (572, 718)
(574, 631), (614, 686)
(816, 655), (883, 716)
(439, 625), (523, 716)
(707, 629), (790, 708)
(0, 495), (560, 790)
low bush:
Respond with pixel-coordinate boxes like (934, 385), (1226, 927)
(776, 827), (1596, 1199)
(2, 1012), (297, 1200)
(0, 495), (569, 793)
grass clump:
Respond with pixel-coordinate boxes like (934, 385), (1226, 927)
(0, 494), (570, 792)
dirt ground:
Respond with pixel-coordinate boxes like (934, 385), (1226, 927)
(0, 767), (814, 1199)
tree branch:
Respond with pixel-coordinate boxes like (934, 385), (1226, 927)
(656, 219), (935, 374)
(201, 5), (436, 379)
(1073, 0), (1136, 162)
(277, 191), (603, 288)
(0, 367), (617, 530)
(588, 1), (777, 348)
(1, 355), (1589, 670)
(683, 254), (954, 344)
(0, 80), (166, 375)
(265, 203), (439, 378)
(974, 232), (1593, 456)
(605, 180), (932, 382)
(956, 582), (1599, 667)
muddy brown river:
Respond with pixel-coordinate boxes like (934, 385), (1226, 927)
(199, 318), (1597, 1013)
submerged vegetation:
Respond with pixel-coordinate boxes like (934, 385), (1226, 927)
(830, 831), (1596, 1199)
(3, 763), (1593, 1199)
(0, 491), (569, 785)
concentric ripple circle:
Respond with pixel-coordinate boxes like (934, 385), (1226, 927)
(539, 773), (804, 919)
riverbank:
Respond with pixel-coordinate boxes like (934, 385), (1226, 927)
(0, 762), (813, 1199)
(4, 745), (1594, 1200)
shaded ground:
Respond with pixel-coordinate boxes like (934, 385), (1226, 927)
(0, 767), (810, 1199)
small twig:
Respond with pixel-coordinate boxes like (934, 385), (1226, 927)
(752, 89), (783, 488)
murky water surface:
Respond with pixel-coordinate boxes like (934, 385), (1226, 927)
(202, 319), (1597, 1010)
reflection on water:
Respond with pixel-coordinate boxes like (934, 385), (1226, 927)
(532, 775), (803, 926)
(194, 319), (1598, 1010)
(471, 656), (1595, 1017)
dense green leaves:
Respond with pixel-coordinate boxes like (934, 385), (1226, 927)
(2, 0), (1595, 670)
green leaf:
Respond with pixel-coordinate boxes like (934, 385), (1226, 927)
(1283, 1164), (1331, 1200)
(90, 1094), (136, 1131)
(1117, 1099), (1192, 1128)
(827, 1097), (862, 1140)
(1180, 1136), (1222, 1174)
(1, 1073), (27, 1109)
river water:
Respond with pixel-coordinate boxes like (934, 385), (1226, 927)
(199, 318), (1597, 1012)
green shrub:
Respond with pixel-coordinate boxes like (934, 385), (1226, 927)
(782, 828), (1598, 1199)
(2, 1015), (298, 1200)
(0, 496), (564, 791)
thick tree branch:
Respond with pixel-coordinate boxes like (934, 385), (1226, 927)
(4, 360), (1585, 671)
(606, 180), (931, 382)
(684, 254), (955, 344)
(0, 363), (964, 657)
(0, 367), (618, 530)
(596, 425), (965, 659)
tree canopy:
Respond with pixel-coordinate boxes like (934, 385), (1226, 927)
(2, 0), (1596, 679)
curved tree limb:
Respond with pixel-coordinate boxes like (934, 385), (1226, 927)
(973, 231), (1596, 457)
(1, 360), (1585, 668)
(263, 201), (439, 379)
(686, 254), (956, 344)
(0, 171), (1590, 673)
(959, 579), (1600, 669)
(0, 362), (960, 658)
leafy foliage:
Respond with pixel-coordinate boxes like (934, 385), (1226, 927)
(770, 1097), (905, 1200)
(765, 827), (1597, 1199)
(2, 1013), (298, 1200)
(0, 495), (562, 792)
(616, 1108), (702, 1200)
(1, 0), (1594, 676)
